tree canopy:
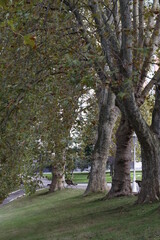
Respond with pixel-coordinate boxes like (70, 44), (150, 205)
(1, 0), (160, 203)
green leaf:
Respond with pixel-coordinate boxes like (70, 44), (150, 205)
(24, 35), (36, 48)
(0, 0), (8, 7)
(117, 92), (127, 99)
(7, 20), (15, 31)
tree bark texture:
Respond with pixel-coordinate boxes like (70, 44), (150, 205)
(123, 91), (160, 203)
(137, 83), (160, 203)
(137, 143), (160, 203)
(49, 163), (65, 192)
(63, 0), (160, 203)
(49, 151), (66, 192)
(107, 115), (132, 198)
(84, 87), (118, 195)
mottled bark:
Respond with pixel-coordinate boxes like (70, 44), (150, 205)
(49, 163), (65, 192)
(107, 115), (132, 198)
(151, 84), (160, 138)
(49, 151), (66, 192)
(63, 0), (160, 202)
(84, 87), (118, 195)
(137, 143), (160, 203)
(137, 83), (160, 203)
(123, 90), (160, 203)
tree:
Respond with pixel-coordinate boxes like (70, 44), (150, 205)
(1, 0), (99, 195)
(108, 91), (155, 198)
(60, 0), (119, 194)
(88, 0), (160, 203)
(2, 0), (160, 203)
(0, 0), (119, 197)
(61, 0), (160, 202)
(85, 85), (118, 194)
(107, 113), (133, 198)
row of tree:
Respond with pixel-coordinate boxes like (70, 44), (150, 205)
(0, 0), (160, 204)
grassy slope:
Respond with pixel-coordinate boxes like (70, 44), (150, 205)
(0, 189), (160, 240)
(44, 172), (142, 183)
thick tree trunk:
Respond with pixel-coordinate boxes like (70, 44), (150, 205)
(137, 143), (160, 203)
(84, 87), (118, 195)
(49, 150), (66, 192)
(88, 0), (160, 202)
(123, 91), (160, 203)
(49, 163), (65, 192)
(137, 83), (160, 203)
(107, 115), (132, 198)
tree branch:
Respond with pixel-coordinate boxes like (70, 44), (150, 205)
(136, 12), (160, 97)
(133, 0), (138, 46)
(138, 0), (144, 48)
(144, 0), (160, 46)
(63, 0), (109, 83)
(119, 0), (133, 77)
(140, 68), (160, 103)
(88, 0), (119, 80)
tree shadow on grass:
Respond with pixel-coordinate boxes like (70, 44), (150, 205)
(36, 190), (50, 197)
(35, 189), (84, 207)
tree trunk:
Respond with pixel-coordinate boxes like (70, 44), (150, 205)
(137, 83), (160, 203)
(49, 163), (65, 192)
(123, 91), (160, 203)
(84, 87), (119, 195)
(137, 143), (160, 203)
(49, 151), (66, 192)
(107, 115), (132, 198)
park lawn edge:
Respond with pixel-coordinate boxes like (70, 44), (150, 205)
(0, 188), (160, 240)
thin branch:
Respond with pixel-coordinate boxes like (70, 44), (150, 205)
(101, 8), (120, 55)
(133, 0), (138, 46)
(112, 0), (121, 42)
(140, 68), (160, 102)
(136, 12), (160, 97)
(144, 0), (160, 46)
(132, 0), (140, 74)
(138, 0), (144, 48)
(88, 0), (119, 79)
(119, 0), (133, 77)
(63, 0), (108, 83)
(0, 70), (46, 132)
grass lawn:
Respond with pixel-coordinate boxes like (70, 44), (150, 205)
(44, 171), (142, 183)
(0, 189), (160, 240)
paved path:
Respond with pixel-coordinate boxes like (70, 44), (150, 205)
(0, 178), (50, 207)
(0, 189), (25, 207)
(0, 179), (113, 208)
